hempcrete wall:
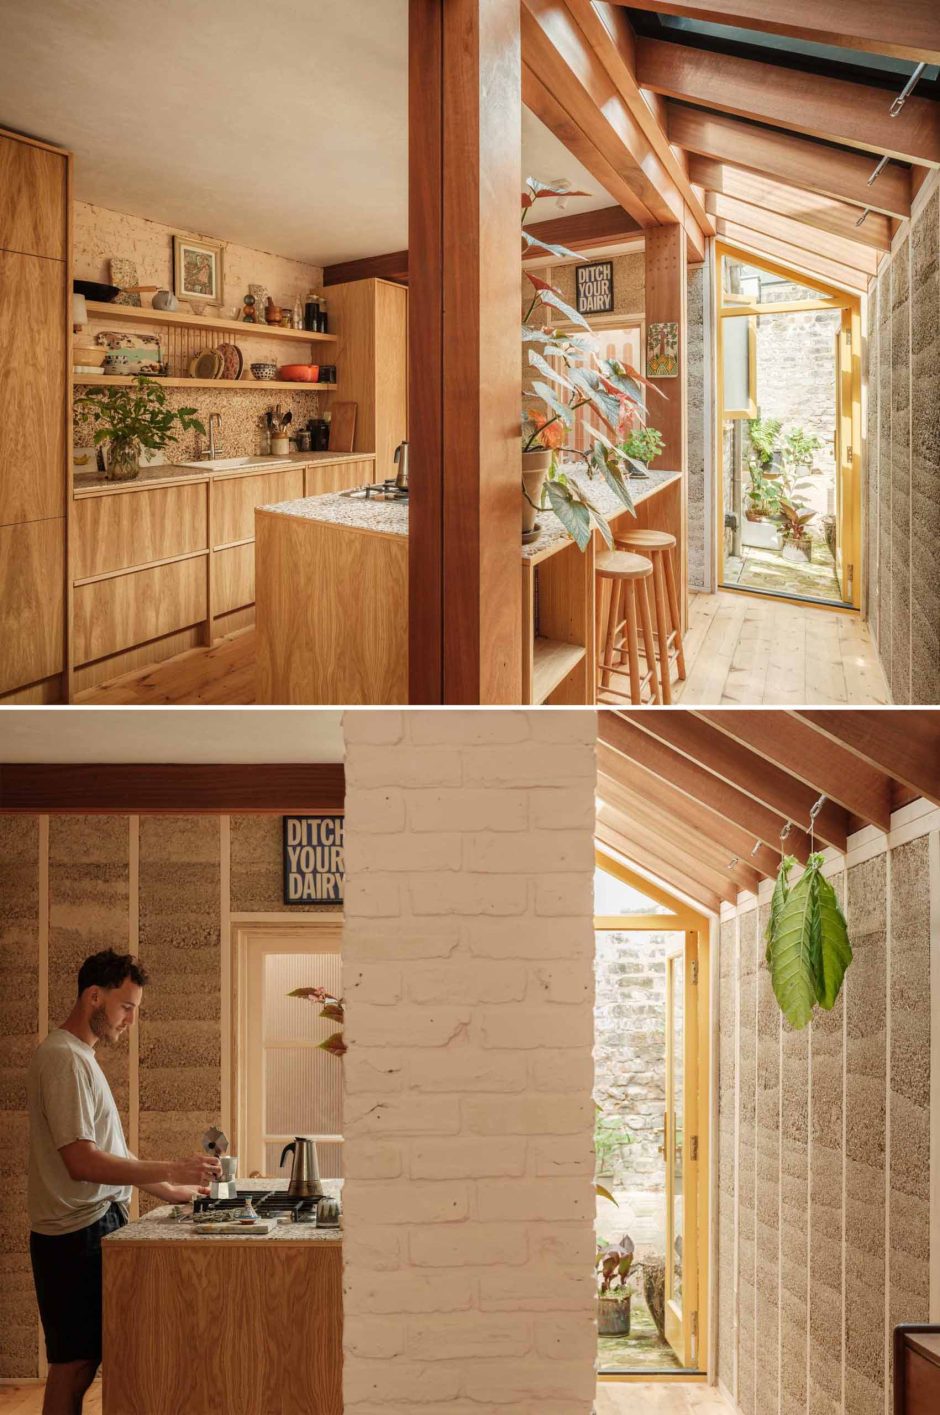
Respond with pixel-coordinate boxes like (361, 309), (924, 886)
(717, 831), (935, 1415)
(342, 710), (597, 1415)
(866, 178), (940, 704)
(0, 814), (340, 1377)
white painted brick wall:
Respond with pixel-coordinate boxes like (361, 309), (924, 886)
(343, 709), (597, 1415)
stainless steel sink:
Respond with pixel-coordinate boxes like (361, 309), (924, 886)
(178, 456), (292, 471)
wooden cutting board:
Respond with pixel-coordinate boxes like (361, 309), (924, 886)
(329, 401), (357, 453)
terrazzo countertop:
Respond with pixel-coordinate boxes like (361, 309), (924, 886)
(73, 451), (373, 496)
(258, 466), (681, 558)
(104, 1178), (343, 1244)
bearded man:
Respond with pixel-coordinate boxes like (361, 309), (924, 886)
(26, 948), (222, 1415)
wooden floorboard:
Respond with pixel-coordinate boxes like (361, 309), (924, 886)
(75, 592), (890, 708)
(595, 1382), (731, 1413)
(0, 1383), (102, 1414)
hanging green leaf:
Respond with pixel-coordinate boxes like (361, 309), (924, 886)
(764, 854), (795, 965)
(545, 477), (592, 550)
(527, 349), (577, 396)
(768, 855), (822, 1030)
(812, 871), (852, 1010)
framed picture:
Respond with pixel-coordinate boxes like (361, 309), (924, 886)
(173, 235), (224, 307)
(576, 260), (613, 316)
(647, 320), (679, 378)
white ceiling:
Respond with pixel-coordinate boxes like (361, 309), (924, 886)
(0, 710), (344, 763)
(0, 0), (615, 268)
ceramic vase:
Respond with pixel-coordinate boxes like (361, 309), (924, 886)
(522, 449), (551, 538)
(107, 440), (141, 482)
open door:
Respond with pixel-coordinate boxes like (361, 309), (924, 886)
(663, 932), (701, 1369)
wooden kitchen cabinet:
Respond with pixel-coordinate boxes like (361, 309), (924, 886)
(0, 518), (66, 696)
(72, 481), (208, 580)
(73, 554), (208, 665)
(305, 456), (375, 496)
(0, 249), (66, 526)
(325, 279), (406, 479)
(214, 467), (304, 545)
(0, 129), (67, 260)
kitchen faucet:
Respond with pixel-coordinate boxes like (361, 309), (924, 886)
(206, 412), (223, 459)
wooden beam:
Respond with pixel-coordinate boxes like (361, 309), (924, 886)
(706, 193), (880, 274)
(323, 251), (408, 286)
(645, 224), (688, 472)
(613, 1), (940, 67)
(525, 203), (643, 251)
(597, 711), (814, 861)
(0, 764), (346, 814)
(668, 105), (913, 219)
(597, 744), (782, 876)
(596, 815), (731, 909)
(637, 38), (940, 166)
(521, 0), (697, 233)
(620, 710), (850, 849)
(599, 793), (763, 893)
(793, 711), (940, 807)
(715, 219), (870, 291)
(695, 710), (894, 831)
(409, 0), (522, 704)
(563, 0), (715, 248)
(688, 156), (893, 252)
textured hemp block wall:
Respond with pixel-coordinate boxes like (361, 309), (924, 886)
(342, 710), (597, 1415)
(0, 816), (39, 1378)
(868, 178), (940, 704)
(687, 264), (707, 591)
(717, 829), (935, 1415)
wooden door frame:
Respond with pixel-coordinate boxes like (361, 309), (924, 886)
(408, 0), (523, 704)
(713, 239), (862, 612)
(231, 918), (343, 1172)
(594, 849), (713, 1383)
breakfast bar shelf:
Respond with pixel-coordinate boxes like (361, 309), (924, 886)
(531, 638), (588, 705)
(72, 374), (339, 392)
(81, 299), (339, 342)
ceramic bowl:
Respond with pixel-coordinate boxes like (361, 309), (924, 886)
(250, 362), (277, 381)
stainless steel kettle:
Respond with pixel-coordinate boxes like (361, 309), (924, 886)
(279, 1136), (324, 1198)
(393, 440), (409, 491)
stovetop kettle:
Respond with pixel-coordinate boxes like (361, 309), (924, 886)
(279, 1136), (324, 1199)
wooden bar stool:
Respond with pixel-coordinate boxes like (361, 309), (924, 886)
(613, 528), (686, 704)
(595, 550), (661, 705)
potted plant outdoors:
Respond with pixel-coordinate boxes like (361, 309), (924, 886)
(596, 1235), (636, 1335)
(521, 177), (665, 550)
(744, 416), (782, 522)
(777, 499), (816, 562)
(74, 375), (205, 481)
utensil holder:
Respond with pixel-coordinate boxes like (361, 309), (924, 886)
(271, 435), (290, 455)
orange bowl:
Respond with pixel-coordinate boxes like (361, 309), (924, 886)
(279, 363), (318, 381)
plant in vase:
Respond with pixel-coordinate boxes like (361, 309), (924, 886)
(521, 177), (664, 549)
(74, 375), (205, 481)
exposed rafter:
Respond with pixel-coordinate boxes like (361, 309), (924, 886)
(323, 251), (408, 286)
(793, 711), (940, 806)
(688, 156), (893, 252)
(0, 764), (346, 814)
(705, 192), (880, 274)
(637, 38), (940, 165)
(596, 813), (732, 909)
(714, 220), (870, 291)
(667, 105), (913, 218)
(615, 1), (940, 67)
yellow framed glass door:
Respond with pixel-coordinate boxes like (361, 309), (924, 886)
(663, 932), (701, 1370)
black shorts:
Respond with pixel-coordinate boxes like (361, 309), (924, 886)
(29, 1202), (127, 1365)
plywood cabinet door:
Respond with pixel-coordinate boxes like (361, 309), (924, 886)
(375, 281), (407, 477)
(0, 518), (65, 693)
(0, 133), (67, 260)
(0, 249), (66, 524)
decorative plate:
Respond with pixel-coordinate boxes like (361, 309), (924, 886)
(189, 348), (224, 380)
(216, 342), (242, 381)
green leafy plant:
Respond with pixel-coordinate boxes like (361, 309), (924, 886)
(596, 1235), (635, 1297)
(747, 416), (782, 471)
(781, 426), (822, 480)
(745, 462), (784, 519)
(594, 1111), (633, 1175)
(777, 498), (815, 545)
(521, 176), (666, 551)
(75, 375), (205, 457)
(764, 853), (853, 1029)
(289, 986), (346, 1057)
(620, 425), (664, 467)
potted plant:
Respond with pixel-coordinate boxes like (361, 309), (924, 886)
(744, 416), (782, 521)
(75, 375), (205, 481)
(596, 1235), (635, 1335)
(778, 499), (815, 562)
(521, 177), (665, 549)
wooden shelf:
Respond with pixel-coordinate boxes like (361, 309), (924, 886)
(83, 300), (338, 343)
(73, 375), (338, 392)
(532, 638), (586, 704)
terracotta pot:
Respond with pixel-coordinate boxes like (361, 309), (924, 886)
(522, 449), (551, 536)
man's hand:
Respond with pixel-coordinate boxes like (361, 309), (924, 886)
(159, 1183), (210, 1204)
(167, 1155), (223, 1186)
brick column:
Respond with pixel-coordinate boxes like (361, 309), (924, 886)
(342, 710), (597, 1413)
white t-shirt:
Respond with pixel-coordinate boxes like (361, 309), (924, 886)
(26, 1028), (132, 1236)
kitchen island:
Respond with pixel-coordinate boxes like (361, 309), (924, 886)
(254, 467), (683, 704)
(101, 1179), (342, 1415)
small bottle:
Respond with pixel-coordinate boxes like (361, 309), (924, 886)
(293, 296), (303, 330)
(304, 297), (319, 332)
(318, 297), (328, 334)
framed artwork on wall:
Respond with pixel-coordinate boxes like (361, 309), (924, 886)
(647, 320), (679, 378)
(173, 235), (225, 307)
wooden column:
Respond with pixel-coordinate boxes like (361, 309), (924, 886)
(408, 0), (522, 703)
(644, 223), (688, 623)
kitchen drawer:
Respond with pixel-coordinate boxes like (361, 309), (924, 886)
(213, 542), (255, 616)
(73, 554), (207, 665)
(73, 482), (208, 580)
(304, 458), (375, 496)
(213, 468), (304, 546)
(0, 516), (65, 693)
(0, 133), (67, 260)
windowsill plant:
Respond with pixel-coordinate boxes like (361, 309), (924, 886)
(74, 374), (205, 482)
